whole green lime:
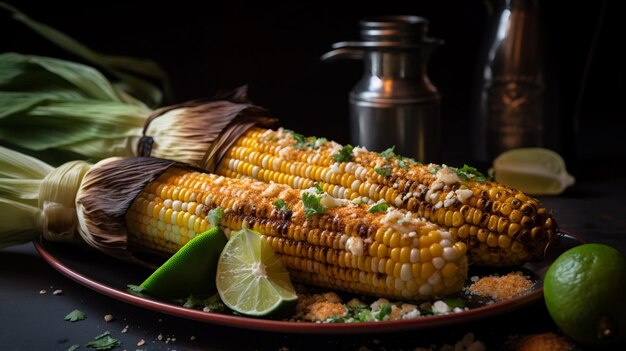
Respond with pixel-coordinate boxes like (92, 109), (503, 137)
(544, 243), (626, 347)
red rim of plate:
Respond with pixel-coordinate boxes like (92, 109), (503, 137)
(33, 230), (581, 334)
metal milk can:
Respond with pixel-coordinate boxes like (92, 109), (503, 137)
(322, 15), (443, 162)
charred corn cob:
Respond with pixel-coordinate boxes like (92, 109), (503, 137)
(125, 167), (469, 301)
(216, 128), (559, 266)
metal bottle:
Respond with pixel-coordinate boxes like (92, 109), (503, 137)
(473, 0), (547, 162)
(322, 16), (443, 162)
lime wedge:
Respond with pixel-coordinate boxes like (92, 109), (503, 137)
(216, 229), (297, 317)
(493, 147), (575, 195)
(140, 227), (227, 299)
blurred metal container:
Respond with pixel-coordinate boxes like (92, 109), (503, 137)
(322, 16), (443, 162)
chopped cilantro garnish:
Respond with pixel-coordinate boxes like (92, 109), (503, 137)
(202, 294), (225, 312)
(302, 193), (326, 217)
(397, 156), (419, 169)
(379, 146), (396, 159)
(429, 165), (442, 174)
(64, 309), (86, 322)
(332, 145), (354, 162)
(291, 132), (307, 145)
(126, 284), (151, 298)
(313, 183), (324, 194)
(85, 332), (121, 350)
(376, 303), (392, 320)
(368, 202), (389, 213)
(272, 199), (291, 211)
(208, 207), (224, 228)
(181, 294), (205, 309)
(357, 309), (373, 322)
(442, 297), (466, 309)
(126, 284), (144, 293)
(286, 130), (326, 149)
(455, 164), (487, 182)
(375, 165), (392, 177)
(326, 316), (344, 323)
(67, 345), (80, 351)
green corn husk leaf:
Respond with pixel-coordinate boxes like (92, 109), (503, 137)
(0, 2), (172, 107)
(0, 147), (55, 247)
(0, 53), (151, 162)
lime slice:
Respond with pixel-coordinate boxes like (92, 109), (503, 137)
(140, 227), (227, 299)
(216, 229), (297, 317)
(493, 147), (575, 195)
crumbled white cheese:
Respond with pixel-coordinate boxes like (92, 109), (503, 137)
(353, 146), (369, 156)
(431, 180), (444, 191)
(436, 165), (461, 185)
(455, 189), (474, 204)
(330, 163), (341, 174)
(320, 194), (350, 208)
(345, 236), (364, 256)
(432, 300), (451, 314)
(382, 209), (426, 233)
(261, 183), (284, 197)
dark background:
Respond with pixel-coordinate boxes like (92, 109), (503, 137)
(1, 0), (623, 178)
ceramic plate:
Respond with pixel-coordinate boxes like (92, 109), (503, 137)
(34, 231), (582, 334)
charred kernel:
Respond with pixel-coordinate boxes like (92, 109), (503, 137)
(509, 209), (522, 223)
(531, 227), (545, 241)
(520, 216), (534, 228)
(521, 204), (535, 216)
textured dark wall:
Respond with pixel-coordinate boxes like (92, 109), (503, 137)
(1, 0), (622, 177)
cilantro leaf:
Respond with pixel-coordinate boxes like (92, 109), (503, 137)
(313, 183), (324, 194)
(272, 199), (291, 211)
(375, 165), (392, 177)
(429, 165), (442, 174)
(85, 332), (121, 350)
(291, 132), (307, 145)
(126, 284), (151, 298)
(302, 193), (326, 217)
(64, 309), (86, 322)
(67, 344), (80, 351)
(442, 297), (466, 309)
(357, 310), (372, 322)
(208, 207), (223, 228)
(376, 303), (392, 320)
(455, 164), (487, 182)
(397, 156), (418, 169)
(368, 202), (389, 213)
(379, 146), (396, 159)
(332, 145), (354, 163)
(126, 284), (144, 293)
(181, 294), (205, 309)
(202, 294), (225, 312)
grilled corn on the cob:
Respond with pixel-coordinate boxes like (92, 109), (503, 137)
(216, 128), (559, 266)
(1, 147), (468, 301)
(125, 167), (468, 301)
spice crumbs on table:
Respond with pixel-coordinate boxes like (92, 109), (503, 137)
(52, 289), (63, 295)
(39, 289), (46, 295)
(467, 272), (534, 301)
(137, 339), (145, 346)
(157, 333), (163, 341)
(509, 332), (572, 351)
(121, 325), (129, 333)
(190, 335), (196, 341)
(104, 314), (113, 322)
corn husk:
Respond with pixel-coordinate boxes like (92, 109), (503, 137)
(0, 52), (278, 169)
(1, 2), (171, 107)
(0, 145), (194, 265)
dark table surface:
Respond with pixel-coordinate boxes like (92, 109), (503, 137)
(1, 174), (625, 351)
